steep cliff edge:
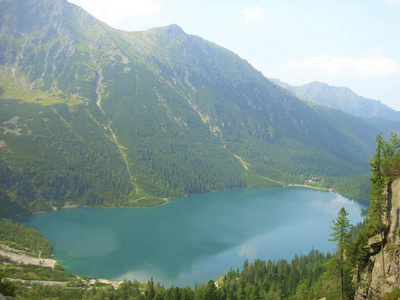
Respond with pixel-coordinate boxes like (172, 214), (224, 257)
(355, 178), (400, 299)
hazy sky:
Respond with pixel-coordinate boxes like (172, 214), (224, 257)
(67, 0), (400, 110)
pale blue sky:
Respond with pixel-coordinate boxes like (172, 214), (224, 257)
(68, 0), (400, 110)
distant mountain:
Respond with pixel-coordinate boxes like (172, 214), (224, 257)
(1, 0), (399, 217)
(270, 79), (400, 121)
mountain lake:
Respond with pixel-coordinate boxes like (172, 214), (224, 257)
(20, 187), (367, 287)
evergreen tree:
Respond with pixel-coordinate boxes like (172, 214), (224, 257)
(328, 207), (352, 300)
(382, 133), (400, 177)
(369, 133), (387, 278)
(194, 283), (205, 300)
(295, 279), (309, 300)
(146, 278), (156, 300)
(204, 280), (219, 300)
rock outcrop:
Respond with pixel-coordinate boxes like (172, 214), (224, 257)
(355, 178), (400, 299)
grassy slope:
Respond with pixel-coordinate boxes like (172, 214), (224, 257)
(2, 0), (399, 217)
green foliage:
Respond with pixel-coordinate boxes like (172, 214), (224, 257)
(116, 280), (141, 299)
(1, 0), (396, 218)
(329, 208), (351, 252)
(383, 287), (400, 300)
(3, 263), (75, 282)
(0, 220), (52, 258)
(5, 132), (400, 300)
(362, 133), (400, 280)
(14, 283), (85, 300)
(204, 280), (219, 300)
(2, 247), (332, 300)
(353, 133), (400, 261)
(0, 100), (135, 217)
(381, 132), (400, 177)
(368, 133), (387, 236)
(327, 175), (371, 200)
(219, 249), (331, 300)
(326, 208), (353, 300)
(0, 270), (16, 297)
(323, 256), (354, 300)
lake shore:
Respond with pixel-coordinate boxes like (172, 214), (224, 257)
(20, 185), (338, 219)
(287, 183), (334, 192)
(0, 244), (57, 268)
(0, 243), (123, 289)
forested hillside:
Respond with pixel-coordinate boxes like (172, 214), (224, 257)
(2, 133), (400, 300)
(1, 0), (400, 217)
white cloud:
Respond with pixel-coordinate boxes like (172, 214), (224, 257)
(280, 53), (399, 80)
(68, 0), (161, 27)
(243, 6), (264, 23)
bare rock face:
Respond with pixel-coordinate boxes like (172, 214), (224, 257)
(355, 178), (400, 299)
(361, 234), (384, 255)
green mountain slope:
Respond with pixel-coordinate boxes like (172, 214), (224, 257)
(1, 0), (399, 217)
(270, 79), (400, 121)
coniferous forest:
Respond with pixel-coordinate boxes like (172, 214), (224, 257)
(1, 1), (400, 299)
(2, 134), (400, 299)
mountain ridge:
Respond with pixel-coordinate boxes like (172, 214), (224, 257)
(1, 0), (400, 217)
(270, 78), (400, 121)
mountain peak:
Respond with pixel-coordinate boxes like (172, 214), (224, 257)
(148, 24), (186, 36)
(271, 79), (400, 120)
(306, 81), (329, 88)
(305, 81), (353, 93)
(164, 24), (184, 32)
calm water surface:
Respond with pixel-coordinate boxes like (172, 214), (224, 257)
(21, 187), (367, 287)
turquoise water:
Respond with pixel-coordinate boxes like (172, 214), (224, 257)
(20, 187), (366, 287)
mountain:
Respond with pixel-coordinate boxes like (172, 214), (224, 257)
(1, 0), (399, 217)
(270, 79), (400, 121)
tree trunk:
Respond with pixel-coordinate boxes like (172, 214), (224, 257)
(340, 266), (344, 300)
(381, 231), (386, 279)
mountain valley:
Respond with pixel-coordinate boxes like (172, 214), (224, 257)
(1, 0), (399, 217)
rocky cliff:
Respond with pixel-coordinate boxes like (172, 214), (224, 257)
(355, 178), (400, 299)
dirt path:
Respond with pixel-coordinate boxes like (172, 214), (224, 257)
(5, 277), (67, 286)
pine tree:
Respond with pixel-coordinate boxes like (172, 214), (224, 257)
(329, 207), (352, 300)
(145, 278), (156, 300)
(382, 132), (400, 177)
(369, 133), (387, 279)
(204, 280), (219, 300)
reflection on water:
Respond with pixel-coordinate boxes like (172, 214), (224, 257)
(20, 187), (367, 287)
